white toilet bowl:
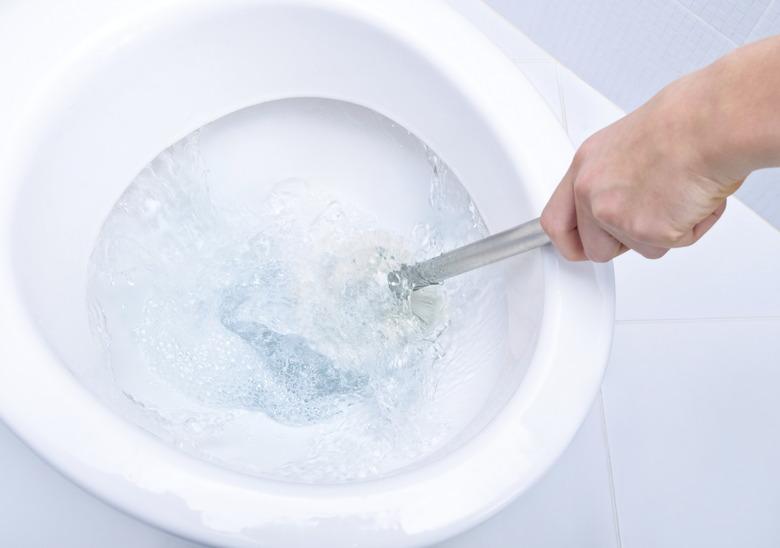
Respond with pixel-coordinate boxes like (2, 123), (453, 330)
(0, 1), (614, 546)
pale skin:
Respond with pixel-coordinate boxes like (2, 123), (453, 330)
(541, 36), (780, 262)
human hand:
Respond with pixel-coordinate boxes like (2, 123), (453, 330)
(540, 36), (780, 262)
(541, 79), (738, 262)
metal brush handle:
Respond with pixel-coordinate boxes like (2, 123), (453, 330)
(403, 217), (550, 289)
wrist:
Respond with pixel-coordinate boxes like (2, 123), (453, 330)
(677, 42), (780, 181)
(640, 73), (735, 186)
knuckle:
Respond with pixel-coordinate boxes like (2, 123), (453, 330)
(674, 231), (697, 247)
(628, 217), (684, 247)
(660, 227), (687, 246)
(572, 171), (596, 202)
(666, 226), (688, 244)
(590, 191), (623, 228)
(627, 220), (654, 243)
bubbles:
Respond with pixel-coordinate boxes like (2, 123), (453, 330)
(88, 132), (502, 482)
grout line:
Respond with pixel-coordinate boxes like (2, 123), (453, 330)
(671, 0), (741, 45)
(598, 390), (624, 548)
(511, 56), (557, 63)
(742, 0), (776, 43)
(616, 315), (780, 325)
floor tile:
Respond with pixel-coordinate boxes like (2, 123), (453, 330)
(436, 396), (619, 548)
(602, 319), (780, 548)
(614, 198), (780, 321)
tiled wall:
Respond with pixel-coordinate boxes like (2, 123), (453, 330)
(486, 0), (780, 227)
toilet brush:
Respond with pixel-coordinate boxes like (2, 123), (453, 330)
(387, 217), (550, 322)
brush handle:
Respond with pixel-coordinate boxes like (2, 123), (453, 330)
(405, 217), (550, 289)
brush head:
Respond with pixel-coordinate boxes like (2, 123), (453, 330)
(408, 285), (445, 327)
(387, 265), (444, 327)
(387, 264), (434, 296)
(386, 268), (410, 299)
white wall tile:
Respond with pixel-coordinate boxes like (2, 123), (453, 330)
(437, 397), (619, 548)
(485, 0), (735, 111)
(0, 421), (201, 548)
(602, 319), (780, 548)
(677, 0), (771, 42)
(746, 0), (780, 41)
(450, 0), (627, 153)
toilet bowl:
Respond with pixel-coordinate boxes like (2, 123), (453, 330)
(0, 1), (614, 546)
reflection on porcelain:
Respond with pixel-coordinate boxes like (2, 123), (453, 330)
(0, 1), (614, 546)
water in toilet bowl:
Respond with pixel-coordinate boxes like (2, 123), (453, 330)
(87, 109), (511, 482)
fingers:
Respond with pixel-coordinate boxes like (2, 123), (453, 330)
(674, 199), (727, 247)
(576, 205), (628, 262)
(542, 166), (728, 262)
(609, 229), (669, 259)
(542, 163), (629, 263)
(541, 166), (587, 261)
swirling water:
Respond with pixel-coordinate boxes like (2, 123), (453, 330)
(88, 132), (505, 482)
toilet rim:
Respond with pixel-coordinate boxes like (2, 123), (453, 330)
(0, 0), (614, 545)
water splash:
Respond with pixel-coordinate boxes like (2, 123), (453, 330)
(88, 132), (499, 481)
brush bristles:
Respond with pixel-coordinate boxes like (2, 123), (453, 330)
(410, 286), (445, 327)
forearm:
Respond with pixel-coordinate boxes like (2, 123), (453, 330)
(664, 36), (780, 184)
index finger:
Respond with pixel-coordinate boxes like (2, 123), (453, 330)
(540, 165), (587, 261)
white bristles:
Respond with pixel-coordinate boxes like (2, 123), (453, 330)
(410, 285), (445, 327)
